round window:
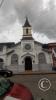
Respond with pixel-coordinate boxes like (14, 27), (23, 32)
(25, 44), (31, 50)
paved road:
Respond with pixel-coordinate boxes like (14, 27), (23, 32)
(7, 73), (56, 100)
(1, 73), (56, 100)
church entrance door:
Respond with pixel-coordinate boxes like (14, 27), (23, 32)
(25, 56), (32, 71)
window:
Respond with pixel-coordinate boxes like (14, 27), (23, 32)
(26, 28), (28, 34)
(38, 53), (46, 64)
(11, 54), (18, 65)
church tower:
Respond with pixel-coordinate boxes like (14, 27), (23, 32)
(23, 17), (32, 37)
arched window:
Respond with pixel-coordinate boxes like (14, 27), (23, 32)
(38, 53), (46, 64)
(11, 54), (18, 65)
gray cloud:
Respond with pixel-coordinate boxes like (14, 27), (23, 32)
(0, 0), (17, 32)
(15, 0), (56, 39)
(0, 0), (56, 41)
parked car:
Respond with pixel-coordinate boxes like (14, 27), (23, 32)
(0, 69), (13, 77)
(0, 78), (33, 100)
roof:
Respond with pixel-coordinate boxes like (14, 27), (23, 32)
(23, 17), (31, 27)
(42, 43), (56, 53)
(0, 42), (15, 45)
(34, 41), (42, 45)
(21, 36), (34, 40)
(48, 43), (56, 47)
(0, 42), (15, 48)
(15, 41), (21, 46)
(21, 36), (43, 45)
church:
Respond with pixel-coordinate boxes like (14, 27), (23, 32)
(0, 18), (54, 74)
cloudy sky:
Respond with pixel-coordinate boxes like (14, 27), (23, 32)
(0, 0), (56, 43)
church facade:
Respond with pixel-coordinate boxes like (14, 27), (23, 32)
(0, 18), (53, 73)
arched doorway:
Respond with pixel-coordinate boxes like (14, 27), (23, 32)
(25, 56), (32, 71)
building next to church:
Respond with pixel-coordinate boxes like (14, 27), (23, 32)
(0, 18), (55, 74)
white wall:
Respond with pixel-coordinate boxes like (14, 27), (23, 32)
(0, 40), (53, 73)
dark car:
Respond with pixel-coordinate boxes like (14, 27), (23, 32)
(0, 69), (13, 77)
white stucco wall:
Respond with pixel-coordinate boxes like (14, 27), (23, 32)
(23, 27), (32, 36)
(0, 40), (53, 73)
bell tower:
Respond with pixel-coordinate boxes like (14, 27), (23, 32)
(23, 17), (32, 37)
